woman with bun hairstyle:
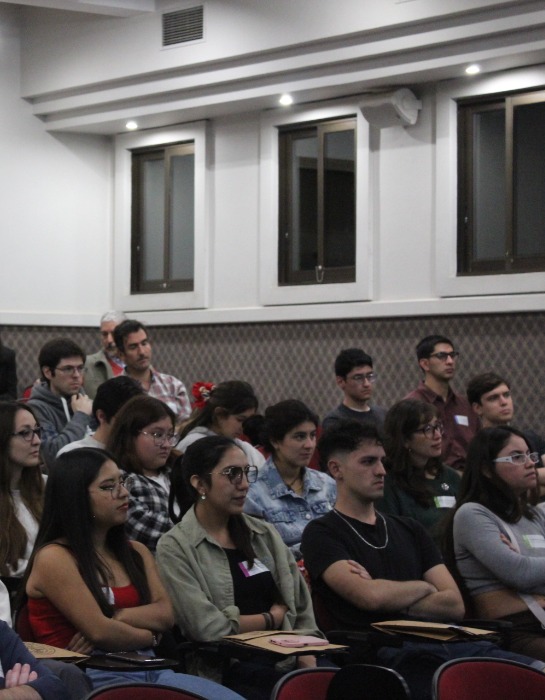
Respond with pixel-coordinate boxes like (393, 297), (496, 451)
(177, 380), (264, 469)
(158, 435), (321, 700)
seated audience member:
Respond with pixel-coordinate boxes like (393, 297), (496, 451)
(0, 580), (91, 700)
(377, 399), (460, 545)
(106, 395), (178, 552)
(0, 403), (45, 602)
(0, 335), (17, 401)
(244, 400), (336, 559)
(113, 320), (190, 424)
(84, 311), (127, 399)
(22, 448), (243, 700)
(0, 618), (71, 700)
(322, 348), (386, 433)
(57, 376), (143, 455)
(157, 436), (320, 700)
(301, 421), (544, 700)
(28, 339), (93, 468)
(177, 380), (264, 469)
(467, 372), (545, 456)
(447, 426), (545, 661)
(405, 335), (479, 470)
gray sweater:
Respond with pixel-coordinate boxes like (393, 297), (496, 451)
(453, 502), (545, 597)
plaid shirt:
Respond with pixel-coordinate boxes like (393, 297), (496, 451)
(125, 472), (173, 552)
(124, 367), (191, 423)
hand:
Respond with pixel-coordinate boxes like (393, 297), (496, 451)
(5, 663), (38, 688)
(347, 559), (372, 579)
(500, 533), (518, 552)
(269, 603), (289, 629)
(71, 394), (93, 416)
(67, 631), (94, 655)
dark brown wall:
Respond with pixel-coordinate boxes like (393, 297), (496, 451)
(2, 311), (543, 434)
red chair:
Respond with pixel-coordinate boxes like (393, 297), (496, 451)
(270, 667), (337, 700)
(433, 657), (545, 700)
(86, 683), (208, 699)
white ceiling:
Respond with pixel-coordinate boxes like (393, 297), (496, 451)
(0, 0), (153, 16)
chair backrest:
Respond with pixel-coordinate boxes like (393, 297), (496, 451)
(433, 657), (545, 700)
(85, 682), (208, 700)
(270, 667), (338, 700)
(326, 664), (411, 700)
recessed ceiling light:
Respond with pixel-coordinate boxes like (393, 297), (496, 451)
(126, 120), (138, 130)
(465, 64), (481, 76)
(279, 93), (293, 106)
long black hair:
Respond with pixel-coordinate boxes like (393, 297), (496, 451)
(169, 435), (257, 567)
(178, 381), (258, 440)
(443, 426), (538, 576)
(23, 448), (150, 617)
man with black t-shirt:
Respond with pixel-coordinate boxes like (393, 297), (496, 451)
(301, 421), (544, 699)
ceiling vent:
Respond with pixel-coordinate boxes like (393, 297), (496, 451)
(162, 6), (204, 47)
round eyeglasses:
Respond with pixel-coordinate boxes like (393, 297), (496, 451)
(139, 430), (178, 447)
(96, 476), (135, 498)
(209, 465), (258, 484)
(413, 422), (445, 439)
(11, 426), (43, 442)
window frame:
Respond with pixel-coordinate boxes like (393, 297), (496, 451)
(435, 69), (545, 298)
(457, 89), (545, 276)
(131, 141), (196, 294)
(259, 101), (371, 307)
(114, 122), (209, 312)
(278, 117), (357, 286)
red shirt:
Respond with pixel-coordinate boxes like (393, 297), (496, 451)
(404, 382), (479, 470)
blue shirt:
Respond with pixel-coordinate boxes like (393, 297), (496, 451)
(244, 457), (337, 558)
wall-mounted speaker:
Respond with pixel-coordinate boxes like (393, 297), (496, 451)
(360, 88), (422, 128)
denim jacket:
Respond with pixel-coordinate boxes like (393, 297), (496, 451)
(244, 457), (336, 559)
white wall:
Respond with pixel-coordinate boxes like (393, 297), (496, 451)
(2, 1), (545, 327)
(0, 5), (112, 325)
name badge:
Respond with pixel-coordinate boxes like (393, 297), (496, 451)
(522, 534), (545, 549)
(454, 415), (469, 426)
(239, 558), (270, 577)
(434, 496), (456, 509)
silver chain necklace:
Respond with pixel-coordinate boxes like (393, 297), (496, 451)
(333, 508), (389, 550)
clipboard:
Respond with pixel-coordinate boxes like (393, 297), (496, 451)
(222, 630), (348, 655)
(371, 620), (497, 642)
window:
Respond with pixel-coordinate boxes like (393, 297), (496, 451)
(278, 117), (356, 285)
(458, 90), (545, 275)
(131, 142), (195, 293)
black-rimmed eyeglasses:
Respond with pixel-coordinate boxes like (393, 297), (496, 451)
(11, 427), (42, 442)
(209, 465), (258, 484)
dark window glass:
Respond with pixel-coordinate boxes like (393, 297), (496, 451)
(279, 118), (356, 285)
(458, 91), (545, 274)
(131, 142), (195, 293)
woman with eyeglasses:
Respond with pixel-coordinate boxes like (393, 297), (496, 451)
(243, 400), (336, 560)
(106, 395), (179, 552)
(177, 380), (265, 470)
(157, 436), (321, 700)
(377, 399), (460, 545)
(22, 447), (244, 699)
(0, 401), (45, 602)
(444, 426), (545, 659)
